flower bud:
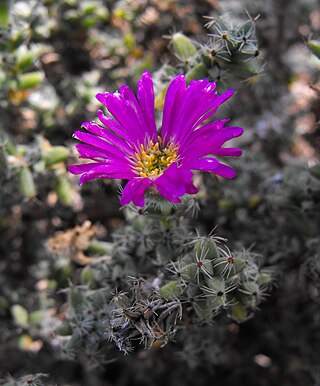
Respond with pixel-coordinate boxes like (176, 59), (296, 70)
(17, 72), (44, 90)
(160, 280), (183, 300)
(194, 237), (219, 260)
(56, 175), (72, 206)
(16, 47), (36, 72)
(19, 166), (36, 199)
(171, 33), (197, 60)
(81, 268), (95, 287)
(180, 263), (198, 282)
(11, 304), (28, 326)
(0, 1), (10, 28)
(230, 303), (248, 322)
(44, 146), (69, 166)
(186, 63), (208, 83)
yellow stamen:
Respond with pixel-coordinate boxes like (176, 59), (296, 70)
(133, 137), (178, 178)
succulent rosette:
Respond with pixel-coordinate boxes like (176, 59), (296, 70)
(69, 71), (243, 206)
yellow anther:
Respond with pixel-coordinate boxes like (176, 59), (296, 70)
(134, 136), (178, 178)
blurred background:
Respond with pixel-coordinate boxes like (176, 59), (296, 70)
(0, 0), (320, 385)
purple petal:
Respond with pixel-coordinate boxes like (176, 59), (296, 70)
(73, 131), (128, 160)
(163, 79), (211, 144)
(161, 75), (186, 143)
(155, 163), (197, 201)
(184, 158), (237, 179)
(188, 89), (234, 132)
(179, 119), (229, 150)
(75, 144), (136, 174)
(97, 110), (133, 144)
(137, 71), (158, 141)
(161, 75), (235, 149)
(120, 178), (153, 207)
(75, 144), (111, 160)
(213, 147), (242, 157)
(96, 92), (145, 146)
(68, 163), (105, 175)
(81, 121), (134, 155)
(69, 162), (135, 184)
(181, 126), (244, 161)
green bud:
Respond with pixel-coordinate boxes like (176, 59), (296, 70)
(9, 30), (26, 50)
(231, 303), (248, 322)
(233, 258), (246, 273)
(0, 1), (10, 28)
(29, 310), (43, 324)
(258, 273), (273, 286)
(308, 39), (320, 59)
(44, 146), (69, 166)
(47, 280), (57, 290)
(202, 260), (214, 276)
(11, 304), (29, 326)
(239, 282), (259, 308)
(17, 72), (44, 90)
(81, 268), (95, 287)
(160, 280), (183, 300)
(4, 139), (18, 156)
(56, 175), (72, 206)
(16, 47), (36, 72)
(194, 238), (219, 260)
(186, 63), (208, 83)
(19, 167), (36, 199)
(171, 33), (197, 60)
(309, 163), (320, 180)
(204, 276), (225, 291)
(96, 8), (109, 21)
(242, 281), (259, 295)
(180, 263), (198, 282)
(81, 16), (97, 28)
(123, 33), (136, 52)
(193, 299), (212, 319)
(81, 2), (97, 15)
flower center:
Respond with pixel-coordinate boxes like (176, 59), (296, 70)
(134, 137), (178, 178)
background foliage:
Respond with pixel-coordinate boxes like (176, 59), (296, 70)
(0, 0), (320, 385)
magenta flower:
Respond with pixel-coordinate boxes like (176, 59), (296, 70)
(69, 71), (243, 207)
